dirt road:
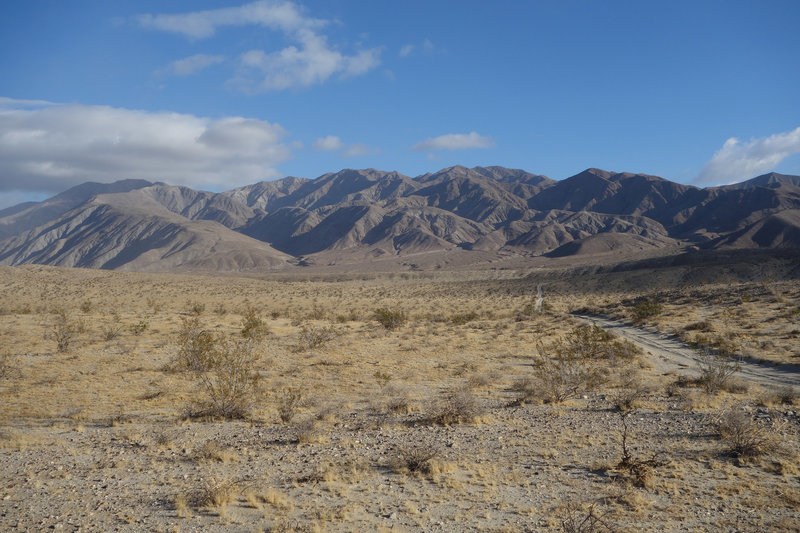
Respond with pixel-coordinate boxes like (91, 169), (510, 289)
(572, 313), (800, 388)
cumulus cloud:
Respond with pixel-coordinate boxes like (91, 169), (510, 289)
(0, 97), (293, 196)
(412, 131), (494, 152)
(312, 135), (344, 151)
(139, 1), (381, 91)
(159, 54), (225, 76)
(695, 127), (800, 185)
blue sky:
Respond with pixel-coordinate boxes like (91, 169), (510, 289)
(1, 0), (799, 209)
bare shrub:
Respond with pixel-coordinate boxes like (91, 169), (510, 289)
(173, 316), (218, 372)
(0, 353), (11, 381)
(195, 477), (237, 510)
(192, 440), (237, 463)
(430, 387), (481, 425)
(559, 501), (617, 533)
(186, 300), (205, 316)
(46, 309), (82, 353)
(390, 445), (440, 475)
(616, 410), (665, 488)
(374, 308), (407, 330)
(101, 323), (122, 341)
(531, 332), (604, 403)
(715, 409), (781, 459)
(240, 305), (269, 341)
(277, 388), (303, 423)
(293, 324), (338, 352)
(377, 384), (413, 414)
(696, 335), (741, 393)
(190, 338), (262, 420)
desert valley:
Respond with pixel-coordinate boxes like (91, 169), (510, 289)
(1, 166), (799, 532)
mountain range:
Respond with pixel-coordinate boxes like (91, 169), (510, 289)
(1, 166), (799, 272)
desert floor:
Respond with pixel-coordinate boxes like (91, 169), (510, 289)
(1, 262), (798, 532)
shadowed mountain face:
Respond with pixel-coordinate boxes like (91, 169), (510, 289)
(1, 167), (799, 271)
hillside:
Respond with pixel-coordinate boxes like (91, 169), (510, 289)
(1, 166), (799, 272)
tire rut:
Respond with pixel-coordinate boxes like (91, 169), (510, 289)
(572, 313), (800, 388)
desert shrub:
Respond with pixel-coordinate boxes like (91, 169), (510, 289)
(611, 385), (648, 412)
(390, 445), (440, 475)
(510, 376), (539, 406)
(101, 322), (122, 341)
(194, 477), (237, 509)
(192, 440), (237, 463)
(775, 385), (798, 405)
(186, 300), (205, 316)
(559, 501), (616, 533)
(531, 335), (603, 403)
(715, 409), (781, 459)
(695, 335), (741, 393)
(192, 337), (262, 420)
(374, 308), (407, 330)
(79, 300), (92, 313)
(382, 384), (413, 414)
(213, 302), (227, 316)
(293, 324), (338, 352)
(295, 418), (325, 444)
(240, 306), (269, 341)
(307, 305), (326, 320)
(174, 316), (218, 372)
(0, 353), (11, 381)
(129, 319), (148, 336)
(616, 410), (665, 488)
(429, 388), (481, 425)
(630, 298), (663, 324)
(46, 309), (82, 353)
(277, 388), (303, 423)
(450, 311), (478, 325)
(335, 309), (359, 323)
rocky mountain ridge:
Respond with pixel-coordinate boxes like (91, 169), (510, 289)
(1, 166), (798, 272)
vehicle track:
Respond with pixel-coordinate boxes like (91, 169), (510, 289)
(572, 313), (800, 388)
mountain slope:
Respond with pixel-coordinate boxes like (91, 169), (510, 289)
(0, 179), (153, 240)
(0, 192), (289, 272)
(1, 166), (798, 272)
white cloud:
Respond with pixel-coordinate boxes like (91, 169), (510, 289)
(399, 39), (436, 58)
(342, 143), (372, 158)
(139, 1), (381, 92)
(399, 44), (414, 57)
(312, 135), (344, 151)
(137, 0), (324, 39)
(0, 97), (293, 196)
(412, 132), (494, 152)
(160, 54), (225, 76)
(695, 126), (800, 185)
(231, 29), (381, 91)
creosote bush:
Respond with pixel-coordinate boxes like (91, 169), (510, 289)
(374, 308), (407, 330)
(695, 334), (741, 393)
(293, 324), (338, 352)
(174, 316), (217, 372)
(46, 309), (83, 353)
(277, 388), (303, 423)
(191, 337), (262, 420)
(630, 298), (663, 324)
(240, 305), (269, 341)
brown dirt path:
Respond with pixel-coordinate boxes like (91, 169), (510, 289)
(572, 313), (800, 388)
